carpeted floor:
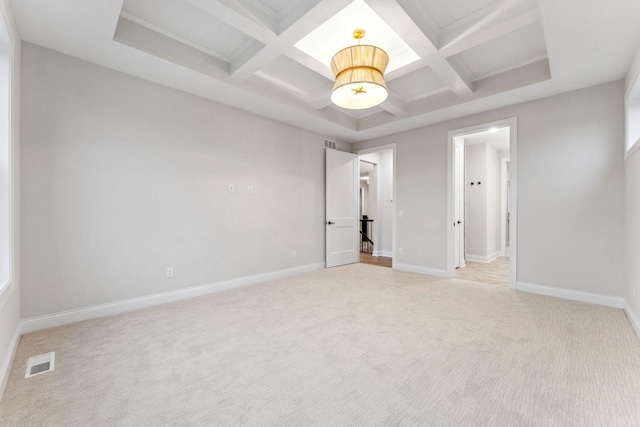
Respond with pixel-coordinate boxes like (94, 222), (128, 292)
(1, 263), (640, 425)
(455, 257), (510, 286)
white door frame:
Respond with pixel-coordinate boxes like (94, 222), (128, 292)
(356, 143), (397, 269)
(454, 137), (465, 269)
(500, 158), (509, 257)
(446, 118), (518, 289)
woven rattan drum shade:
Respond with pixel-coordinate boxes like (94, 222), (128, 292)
(330, 44), (389, 109)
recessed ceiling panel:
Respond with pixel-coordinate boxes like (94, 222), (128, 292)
(261, 55), (333, 93)
(457, 21), (547, 79)
(122, 0), (251, 61)
(294, 0), (420, 73)
(418, 0), (498, 29)
(258, 0), (295, 17)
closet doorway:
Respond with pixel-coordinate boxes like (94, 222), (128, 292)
(448, 119), (517, 288)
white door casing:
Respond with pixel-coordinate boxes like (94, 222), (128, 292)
(454, 138), (465, 268)
(500, 158), (510, 257)
(326, 149), (359, 268)
(447, 117), (517, 288)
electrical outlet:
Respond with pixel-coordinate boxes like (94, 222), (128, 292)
(166, 267), (174, 278)
(247, 185), (253, 194)
(398, 248), (404, 255)
(292, 250), (297, 258)
(228, 184), (235, 193)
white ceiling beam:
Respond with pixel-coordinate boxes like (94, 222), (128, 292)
(443, 56), (474, 93)
(309, 89), (333, 110)
(364, 0), (473, 96)
(379, 92), (406, 115)
(119, 11), (231, 62)
(428, 56), (473, 96)
(285, 46), (334, 81)
(227, 0), (352, 81)
(392, 0), (440, 47)
(384, 57), (432, 82)
(439, 6), (541, 58)
(278, 0), (323, 34)
(228, 0), (278, 33)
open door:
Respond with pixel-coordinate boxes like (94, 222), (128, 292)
(326, 149), (359, 268)
(454, 137), (465, 268)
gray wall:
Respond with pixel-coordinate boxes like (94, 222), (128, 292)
(16, 43), (629, 319)
(464, 144), (488, 259)
(486, 143), (499, 257)
(356, 81), (626, 297)
(20, 44), (327, 318)
(464, 143), (502, 260)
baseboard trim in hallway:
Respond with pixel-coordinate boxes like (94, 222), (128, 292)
(394, 263), (449, 278)
(21, 262), (326, 334)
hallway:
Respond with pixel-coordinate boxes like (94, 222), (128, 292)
(455, 257), (509, 286)
(360, 253), (392, 268)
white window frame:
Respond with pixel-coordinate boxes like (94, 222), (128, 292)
(626, 45), (640, 159)
(0, 0), (16, 311)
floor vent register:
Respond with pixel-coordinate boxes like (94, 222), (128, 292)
(24, 352), (55, 378)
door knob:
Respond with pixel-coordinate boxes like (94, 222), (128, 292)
(327, 221), (335, 225)
(457, 221), (462, 224)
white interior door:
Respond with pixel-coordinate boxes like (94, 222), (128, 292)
(326, 149), (359, 268)
(454, 138), (465, 268)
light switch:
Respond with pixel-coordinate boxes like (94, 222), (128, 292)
(228, 184), (235, 193)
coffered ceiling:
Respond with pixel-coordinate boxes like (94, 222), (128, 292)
(10, 0), (640, 142)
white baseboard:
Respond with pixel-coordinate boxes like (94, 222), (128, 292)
(516, 281), (624, 308)
(0, 323), (21, 402)
(370, 251), (392, 257)
(394, 263), (449, 278)
(623, 299), (640, 341)
(465, 252), (500, 263)
(21, 262), (325, 334)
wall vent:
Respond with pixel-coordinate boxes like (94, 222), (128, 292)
(324, 138), (337, 150)
(25, 352), (55, 378)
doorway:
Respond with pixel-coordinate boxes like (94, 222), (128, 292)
(357, 144), (396, 269)
(448, 119), (517, 288)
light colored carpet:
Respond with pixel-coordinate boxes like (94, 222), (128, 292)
(1, 263), (640, 425)
(455, 257), (510, 286)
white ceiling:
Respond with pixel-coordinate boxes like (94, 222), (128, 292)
(10, 0), (640, 143)
(462, 127), (510, 152)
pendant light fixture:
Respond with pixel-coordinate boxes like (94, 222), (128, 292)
(330, 29), (389, 110)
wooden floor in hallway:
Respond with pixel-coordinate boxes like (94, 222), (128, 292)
(360, 253), (392, 268)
